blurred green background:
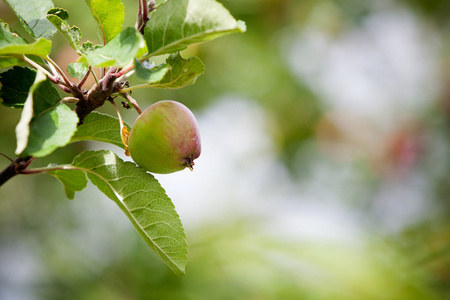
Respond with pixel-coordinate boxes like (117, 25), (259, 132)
(2, 0), (450, 299)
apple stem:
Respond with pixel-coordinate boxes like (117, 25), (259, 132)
(185, 155), (195, 171)
(123, 92), (143, 115)
(109, 98), (131, 156)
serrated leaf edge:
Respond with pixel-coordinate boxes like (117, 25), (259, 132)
(73, 150), (187, 275)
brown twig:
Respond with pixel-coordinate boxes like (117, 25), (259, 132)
(74, 68), (122, 124)
(0, 156), (32, 187)
(123, 92), (143, 114)
(77, 65), (92, 89)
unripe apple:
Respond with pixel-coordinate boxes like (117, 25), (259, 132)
(128, 100), (201, 174)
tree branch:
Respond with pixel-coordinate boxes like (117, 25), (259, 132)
(0, 156), (32, 187)
(1, 67), (125, 187)
(74, 68), (122, 124)
(0, 70), (121, 185)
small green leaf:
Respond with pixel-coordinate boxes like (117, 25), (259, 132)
(134, 59), (170, 84)
(0, 20), (26, 48)
(0, 20), (51, 58)
(150, 52), (204, 89)
(71, 150), (188, 276)
(4, 0), (57, 39)
(15, 70), (47, 155)
(22, 104), (79, 157)
(67, 62), (89, 79)
(15, 70), (78, 157)
(31, 74), (64, 115)
(134, 53), (204, 89)
(0, 66), (36, 108)
(0, 56), (24, 69)
(0, 38), (52, 57)
(144, 0), (246, 57)
(79, 27), (143, 67)
(84, 0), (125, 44)
(80, 41), (99, 54)
(0, 21), (29, 68)
(47, 8), (82, 52)
(71, 111), (131, 149)
(47, 167), (88, 199)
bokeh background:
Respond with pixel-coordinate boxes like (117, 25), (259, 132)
(2, 0), (450, 299)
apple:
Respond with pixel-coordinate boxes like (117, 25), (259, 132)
(128, 100), (201, 174)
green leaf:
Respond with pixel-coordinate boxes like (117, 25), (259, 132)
(0, 20), (26, 48)
(67, 62), (89, 79)
(47, 167), (88, 199)
(15, 70), (78, 157)
(144, 0), (246, 57)
(84, 0), (125, 44)
(72, 150), (188, 276)
(134, 59), (170, 84)
(71, 111), (131, 149)
(0, 38), (52, 57)
(150, 52), (204, 89)
(31, 73), (64, 115)
(15, 70), (46, 155)
(133, 53), (204, 89)
(80, 41), (99, 55)
(79, 27), (143, 67)
(0, 20), (52, 58)
(4, 0), (56, 39)
(0, 66), (36, 108)
(47, 8), (82, 52)
(0, 21), (28, 68)
(22, 104), (79, 157)
(0, 56), (24, 69)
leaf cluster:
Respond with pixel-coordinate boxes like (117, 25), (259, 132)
(0, 0), (245, 275)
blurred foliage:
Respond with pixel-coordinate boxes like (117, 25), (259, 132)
(2, 0), (450, 299)
(399, 0), (450, 23)
(25, 222), (449, 300)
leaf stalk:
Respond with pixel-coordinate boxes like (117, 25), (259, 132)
(122, 92), (143, 114)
